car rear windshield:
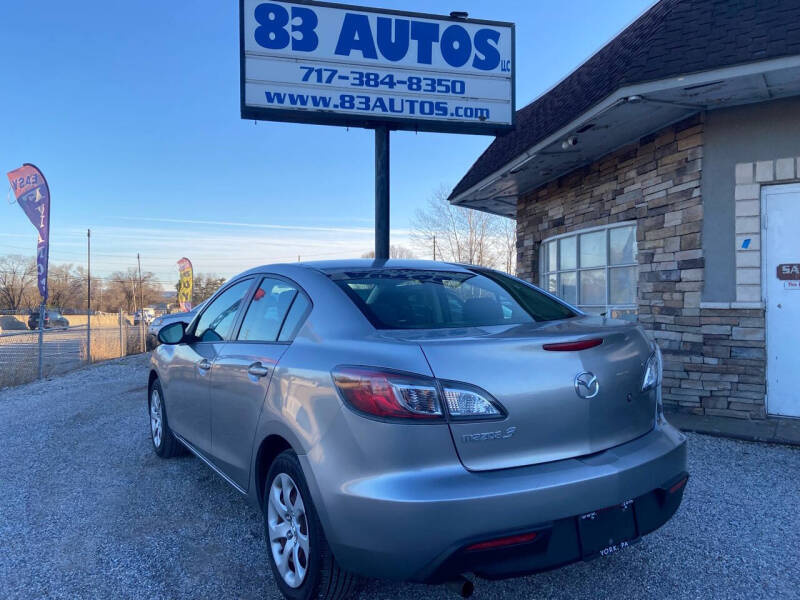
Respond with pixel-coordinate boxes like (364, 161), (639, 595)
(328, 268), (577, 329)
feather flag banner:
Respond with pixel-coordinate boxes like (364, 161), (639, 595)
(7, 164), (51, 299)
(177, 257), (194, 311)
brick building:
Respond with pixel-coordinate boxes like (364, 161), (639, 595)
(450, 0), (800, 421)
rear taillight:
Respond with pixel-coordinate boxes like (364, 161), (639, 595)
(642, 345), (662, 392)
(331, 367), (442, 420)
(441, 383), (504, 419)
(332, 367), (505, 421)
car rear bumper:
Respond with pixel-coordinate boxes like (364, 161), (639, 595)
(426, 470), (687, 582)
(304, 420), (687, 582)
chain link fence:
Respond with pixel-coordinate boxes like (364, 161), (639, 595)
(0, 311), (149, 389)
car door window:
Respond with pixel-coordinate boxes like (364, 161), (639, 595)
(278, 293), (311, 341)
(194, 279), (252, 342)
(238, 278), (299, 342)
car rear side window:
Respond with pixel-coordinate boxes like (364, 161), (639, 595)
(194, 279), (253, 342)
(238, 278), (299, 342)
(278, 293), (311, 342)
(329, 268), (576, 330)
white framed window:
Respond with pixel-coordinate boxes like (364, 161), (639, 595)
(540, 222), (638, 321)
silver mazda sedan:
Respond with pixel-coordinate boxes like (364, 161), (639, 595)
(148, 260), (687, 600)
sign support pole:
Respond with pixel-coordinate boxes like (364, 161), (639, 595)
(38, 301), (44, 379)
(87, 229), (91, 363)
(375, 125), (390, 260)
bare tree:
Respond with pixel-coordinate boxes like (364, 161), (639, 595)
(0, 256), (166, 315)
(106, 268), (162, 313)
(0, 255), (37, 312)
(495, 216), (518, 275)
(90, 278), (110, 313)
(410, 186), (515, 271)
(47, 264), (86, 312)
(195, 274), (227, 304)
(360, 246), (416, 259)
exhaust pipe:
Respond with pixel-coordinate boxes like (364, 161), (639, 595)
(445, 575), (474, 598)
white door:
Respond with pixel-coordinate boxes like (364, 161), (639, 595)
(764, 183), (800, 417)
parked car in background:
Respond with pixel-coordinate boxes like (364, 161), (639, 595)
(146, 305), (201, 351)
(0, 315), (28, 333)
(147, 260), (687, 600)
(134, 308), (156, 326)
(28, 309), (70, 330)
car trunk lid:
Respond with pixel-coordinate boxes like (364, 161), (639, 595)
(401, 316), (656, 471)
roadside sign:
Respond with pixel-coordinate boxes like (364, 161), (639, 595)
(240, 0), (515, 134)
(776, 263), (800, 280)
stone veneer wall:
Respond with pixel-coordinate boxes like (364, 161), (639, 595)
(733, 157), (800, 302)
(516, 114), (767, 419)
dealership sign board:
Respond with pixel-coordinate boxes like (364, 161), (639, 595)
(240, 0), (514, 134)
(777, 264), (800, 280)
(777, 264), (800, 289)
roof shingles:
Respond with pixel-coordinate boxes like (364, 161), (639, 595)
(451, 0), (800, 199)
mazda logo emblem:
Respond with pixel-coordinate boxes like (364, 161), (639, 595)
(574, 372), (600, 399)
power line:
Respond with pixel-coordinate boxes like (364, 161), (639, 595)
(0, 271), (179, 285)
(0, 248), (368, 270)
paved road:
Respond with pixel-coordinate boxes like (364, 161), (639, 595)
(1, 357), (798, 600)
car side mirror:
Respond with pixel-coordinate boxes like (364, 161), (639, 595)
(158, 321), (186, 345)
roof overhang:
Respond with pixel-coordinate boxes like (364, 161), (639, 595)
(451, 54), (800, 217)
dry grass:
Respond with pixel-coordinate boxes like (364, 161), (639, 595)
(70, 314), (125, 328)
(80, 329), (125, 363)
(0, 359), (38, 389)
(80, 327), (145, 363)
(127, 329), (145, 355)
(0, 336), (39, 388)
(0, 342), (63, 388)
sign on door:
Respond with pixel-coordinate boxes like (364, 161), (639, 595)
(764, 185), (800, 417)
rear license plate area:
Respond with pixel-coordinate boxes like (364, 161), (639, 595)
(578, 499), (636, 558)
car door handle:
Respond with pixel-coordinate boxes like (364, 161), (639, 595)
(197, 359), (212, 371)
(248, 362), (271, 378)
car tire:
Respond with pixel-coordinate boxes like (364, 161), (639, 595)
(148, 379), (184, 458)
(264, 451), (362, 600)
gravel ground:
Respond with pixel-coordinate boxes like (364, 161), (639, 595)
(1, 357), (798, 600)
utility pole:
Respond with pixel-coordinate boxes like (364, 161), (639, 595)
(137, 253), (145, 353)
(130, 277), (137, 316)
(118, 308), (124, 358)
(87, 229), (91, 363)
(433, 234), (437, 261)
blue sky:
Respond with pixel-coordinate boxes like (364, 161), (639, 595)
(1, 0), (653, 288)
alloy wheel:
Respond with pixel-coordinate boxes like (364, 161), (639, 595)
(267, 473), (310, 588)
(150, 388), (163, 448)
